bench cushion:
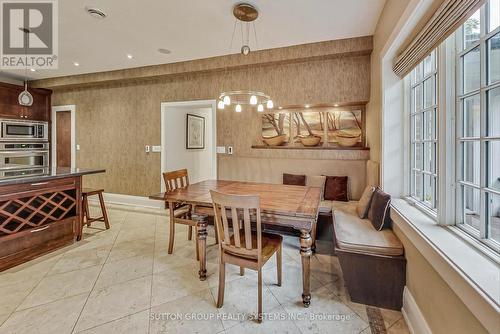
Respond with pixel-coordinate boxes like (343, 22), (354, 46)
(334, 210), (403, 256)
(318, 200), (358, 214)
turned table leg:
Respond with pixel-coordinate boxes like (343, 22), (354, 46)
(194, 213), (208, 281)
(300, 229), (312, 307)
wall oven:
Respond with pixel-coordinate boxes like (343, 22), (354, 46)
(0, 142), (49, 171)
(0, 119), (48, 141)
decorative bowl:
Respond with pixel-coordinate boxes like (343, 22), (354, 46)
(262, 134), (287, 146)
(299, 135), (322, 147)
(336, 134), (360, 147)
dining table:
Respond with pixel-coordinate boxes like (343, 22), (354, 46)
(149, 179), (321, 307)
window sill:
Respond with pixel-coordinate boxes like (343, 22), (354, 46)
(390, 199), (500, 333)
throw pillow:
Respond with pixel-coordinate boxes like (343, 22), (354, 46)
(368, 188), (391, 230)
(356, 186), (375, 219)
(283, 173), (306, 186)
(323, 176), (348, 201)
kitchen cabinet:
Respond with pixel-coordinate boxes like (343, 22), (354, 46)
(0, 82), (52, 121)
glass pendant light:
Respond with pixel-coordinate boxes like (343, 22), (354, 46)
(250, 95), (257, 105)
(235, 104), (242, 112)
(223, 95), (231, 105)
(266, 100), (274, 109)
(217, 100), (225, 109)
(257, 104), (264, 112)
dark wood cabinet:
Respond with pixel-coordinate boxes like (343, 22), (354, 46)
(0, 82), (52, 121)
(0, 176), (81, 271)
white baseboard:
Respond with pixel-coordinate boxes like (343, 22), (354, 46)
(402, 286), (432, 334)
(87, 192), (163, 209)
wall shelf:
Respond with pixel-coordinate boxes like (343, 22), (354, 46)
(251, 145), (369, 150)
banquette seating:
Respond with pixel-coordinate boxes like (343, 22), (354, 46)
(283, 160), (406, 310)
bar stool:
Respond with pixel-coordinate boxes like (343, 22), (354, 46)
(82, 188), (110, 229)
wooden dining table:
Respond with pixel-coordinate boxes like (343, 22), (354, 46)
(149, 180), (321, 307)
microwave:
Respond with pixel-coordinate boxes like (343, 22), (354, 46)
(0, 119), (48, 141)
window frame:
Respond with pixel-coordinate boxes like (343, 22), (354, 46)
(455, 4), (500, 252)
(405, 50), (439, 218)
(403, 1), (500, 254)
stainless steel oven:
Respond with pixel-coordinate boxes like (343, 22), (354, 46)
(0, 119), (48, 141)
(0, 142), (49, 171)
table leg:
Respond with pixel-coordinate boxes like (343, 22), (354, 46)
(194, 214), (208, 281)
(311, 220), (317, 253)
(300, 229), (312, 307)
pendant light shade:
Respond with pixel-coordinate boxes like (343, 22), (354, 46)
(250, 95), (258, 105)
(223, 95), (231, 105)
(266, 100), (274, 109)
(257, 104), (264, 112)
(217, 100), (225, 109)
(235, 104), (242, 112)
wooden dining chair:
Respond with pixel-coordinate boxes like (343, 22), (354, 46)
(210, 190), (282, 323)
(163, 169), (217, 258)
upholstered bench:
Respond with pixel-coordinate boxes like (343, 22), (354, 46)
(333, 196), (406, 310)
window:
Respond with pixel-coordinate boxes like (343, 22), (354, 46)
(456, 4), (500, 248)
(408, 51), (438, 212)
(403, 0), (500, 253)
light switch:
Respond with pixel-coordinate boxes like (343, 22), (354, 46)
(227, 146), (233, 155)
(152, 145), (161, 152)
(76, 144), (80, 151)
(145, 145), (150, 153)
(216, 146), (226, 154)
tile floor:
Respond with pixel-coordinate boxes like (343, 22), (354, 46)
(0, 204), (411, 334)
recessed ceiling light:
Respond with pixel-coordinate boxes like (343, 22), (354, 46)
(73, 62), (80, 66)
(334, 104), (339, 107)
(305, 104), (310, 108)
(85, 7), (107, 19)
(158, 48), (171, 55)
(278, 107), (282, 110)
(30, 68), (36, 72)
(127, 54), (133, 59)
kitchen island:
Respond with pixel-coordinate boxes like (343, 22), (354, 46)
(0, 168), (105, 271)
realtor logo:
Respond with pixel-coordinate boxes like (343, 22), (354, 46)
(0, 0), (58, 69)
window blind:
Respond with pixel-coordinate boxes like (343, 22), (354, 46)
(393, 0), (485, 77)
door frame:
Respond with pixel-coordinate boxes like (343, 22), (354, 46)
(51, 105), (76, 169)
(160, 99), (217, 192)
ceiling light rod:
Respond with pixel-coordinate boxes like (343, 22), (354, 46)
(232, 3), (259, 55)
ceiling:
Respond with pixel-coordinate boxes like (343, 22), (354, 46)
(0, 0), (386, 81)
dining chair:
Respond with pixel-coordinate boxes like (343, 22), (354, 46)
(210, 190), (282, 323)
(163, 169), (217, 258)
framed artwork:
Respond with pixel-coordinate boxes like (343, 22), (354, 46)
(186, 114), (205, 149)
(259, 105), (365, 148)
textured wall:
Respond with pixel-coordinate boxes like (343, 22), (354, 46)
(48, 37), (372, 196)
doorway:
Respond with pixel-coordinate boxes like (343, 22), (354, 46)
(56, 111), (71, 167)
(52, 105), (76, 168)
(160, 100), (217, 192)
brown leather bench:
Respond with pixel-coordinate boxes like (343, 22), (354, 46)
(332, 203), (406, 310)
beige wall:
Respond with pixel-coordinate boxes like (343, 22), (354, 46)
(393, 225), (489, 334)
(45, 37), (372, 197)
(366, 0), (411, 163)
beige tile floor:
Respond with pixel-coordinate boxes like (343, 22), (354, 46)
(0, 204), (411, 334)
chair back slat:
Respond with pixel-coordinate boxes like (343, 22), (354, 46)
(220, 205), (232, 244)
(243, 208), (252, 250)
(210, 190), (261, 261)
(163, 169), (190, 192)
(231, 207), (241, 248)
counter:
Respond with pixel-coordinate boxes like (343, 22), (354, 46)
(0, 168), (105, 271)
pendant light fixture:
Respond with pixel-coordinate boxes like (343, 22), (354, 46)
(18, 27), (33, 107)
(217, 4), (274, 113)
